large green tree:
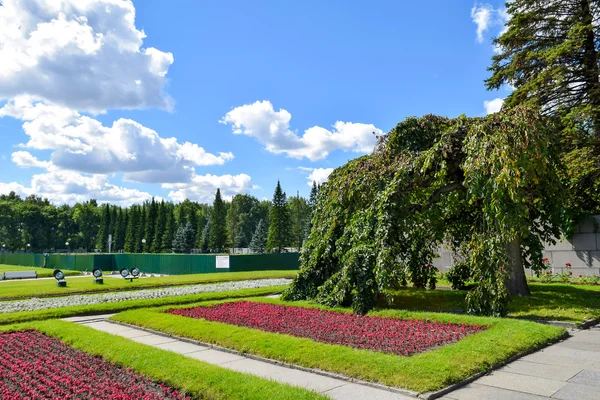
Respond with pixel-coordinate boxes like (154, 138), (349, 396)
(283, 108), (564, 316)
(210, 189), (228, 252)
(267, 181), (291, 253)
(487, 0), (600, 215)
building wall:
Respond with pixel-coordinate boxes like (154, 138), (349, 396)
(433, 216), (600, 276)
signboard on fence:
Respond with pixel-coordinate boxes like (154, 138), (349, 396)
(216, 255), (230, 269)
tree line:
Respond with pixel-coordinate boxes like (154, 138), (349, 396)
(0, 181), (320, 254)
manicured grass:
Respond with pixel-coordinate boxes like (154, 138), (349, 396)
(0, 270), (295, 300)
(112, 297), (565, 394)
(0, 285), (288, 325)
(382, 282), (600, 324)
(0, 264), (81, 278)
(0, 320), (325, 400)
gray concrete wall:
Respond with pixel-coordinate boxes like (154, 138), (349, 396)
(432, 216), (600, 276)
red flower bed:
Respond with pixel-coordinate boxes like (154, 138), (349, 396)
(0, 330), (189, 400)
(169, 302), (485, 356)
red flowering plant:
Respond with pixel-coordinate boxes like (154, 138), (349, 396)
(169, 301), (485, 356)
(557, 262), (573, 283)
(0, 330), (189, 400)
(539, 258), (555, 283)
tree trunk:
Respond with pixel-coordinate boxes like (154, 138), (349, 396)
(506, 238), (531, 296)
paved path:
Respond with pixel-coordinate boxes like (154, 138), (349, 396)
(439, 325), (600, 400)
(65, 314), (413, 400)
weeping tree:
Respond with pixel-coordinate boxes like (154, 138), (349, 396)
(282, 107), (565, 316)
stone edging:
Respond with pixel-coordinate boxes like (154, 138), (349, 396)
(107, 319), (420, 398)
(418, 330), (571, 399)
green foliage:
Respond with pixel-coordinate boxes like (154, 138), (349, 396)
(209, 189), (228, 252)
(267, 181), (291, 253)
(445, 263), (472, 290)
(283, 108), (565, 316)
(199, 221), (211, 253)
(172, 222), (196, 254)
(487, 0), (600, 216)
(249, 219), (267, 254)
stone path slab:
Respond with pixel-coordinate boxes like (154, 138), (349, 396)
(69, 315), (414, 400)
(441, 325), (600, 400)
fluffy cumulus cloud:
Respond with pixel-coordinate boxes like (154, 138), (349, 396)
(484, 98), (504, 114)
(0, 168), (155, 206)
(164, 174), (253, 203)
(221, 100), (383, 161)
(0, 0), (174, 112)
(1, 97), (234, 184)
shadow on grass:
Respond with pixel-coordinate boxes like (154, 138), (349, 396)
(380, 283), (600, 323)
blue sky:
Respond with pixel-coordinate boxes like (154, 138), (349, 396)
(0, 0), (508, 205)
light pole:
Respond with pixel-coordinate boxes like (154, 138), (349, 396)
(141, 238), (146, 253)
(65, 241), (69, 253)
(27, 243), (31, 253)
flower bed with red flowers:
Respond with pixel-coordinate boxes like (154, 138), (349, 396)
(0, 330), (189, 400)
(169, 301), (486, 356)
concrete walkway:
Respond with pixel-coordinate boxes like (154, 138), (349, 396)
(64, 314), (413, 400)
(439, 325), (600, 400)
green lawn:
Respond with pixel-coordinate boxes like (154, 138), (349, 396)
(0, 264), (81, 278)
(0, 285), (288, 325)
(112, 297), (565, 394)
(0, 320), (324, 400)
(381, 282), (600, 324)
(0, 270), (295, 300)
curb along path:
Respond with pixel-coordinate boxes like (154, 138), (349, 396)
(64, 314), (414, 400)
(438, 324), (600, 400)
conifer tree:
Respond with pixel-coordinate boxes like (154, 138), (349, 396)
(267, 181), (291, 253)
(199, 220), (210, 253)
(172, 222), (195, 253)
(114, 208), (126, 252)
(162, 205), (175, 253)
(124, 207), (139, 253)
(487, 0), (600, 214)
(151, 201), (166, 253)
(135, 204), (146, 253)
(96, 204), (110, 252)
(209, 189), (228, 252)
(144, 198), (157, 252)
(249, 219), (267, 254)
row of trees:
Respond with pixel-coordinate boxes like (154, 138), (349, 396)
(0, 182), (320, 254)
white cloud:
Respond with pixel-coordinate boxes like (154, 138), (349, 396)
(0, 170), (155, 206)
(306, 168), (334, 187)
(220, 100), (383, 161)
(471, 3), (507, 45)
(471, 4), (494, 43)
(0, 0), (174, 112)
(11, 151), (51, 169)
(484, 98), (504, 114)
(0, 97), (234, 183)
(164, 174), (253, 203)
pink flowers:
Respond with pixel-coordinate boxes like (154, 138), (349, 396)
(0, 330), (188, 400)
(169, 302), (486, 356)
(566, 262), (572, 267)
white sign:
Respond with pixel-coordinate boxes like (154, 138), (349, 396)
(216, 256), (230, 269)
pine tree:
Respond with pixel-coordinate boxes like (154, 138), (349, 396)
(96, 204), (110, 252)
(209, 189), (228, 252)
(124, 207), (139, 253)
(267, 181), (291, 253)
(199, 220), (210, 253)
(309, 181), (318, 209)
(114, 208), (126, 252)
(135, 204), (146, 253)
(288, 192), (310, 250)
(108, 205), (117, 248)
(487, 0), (600, 214)
(162, 206), (175, 253)
(151, 201), (167, 253)
(172, 222), (195, 254)
(249, 219), (267, 254)
(144, 198), (157, 252)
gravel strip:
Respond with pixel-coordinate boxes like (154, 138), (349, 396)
(0, 278), (291, 313)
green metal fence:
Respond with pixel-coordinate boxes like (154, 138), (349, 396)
(0, 252), (300, 275)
